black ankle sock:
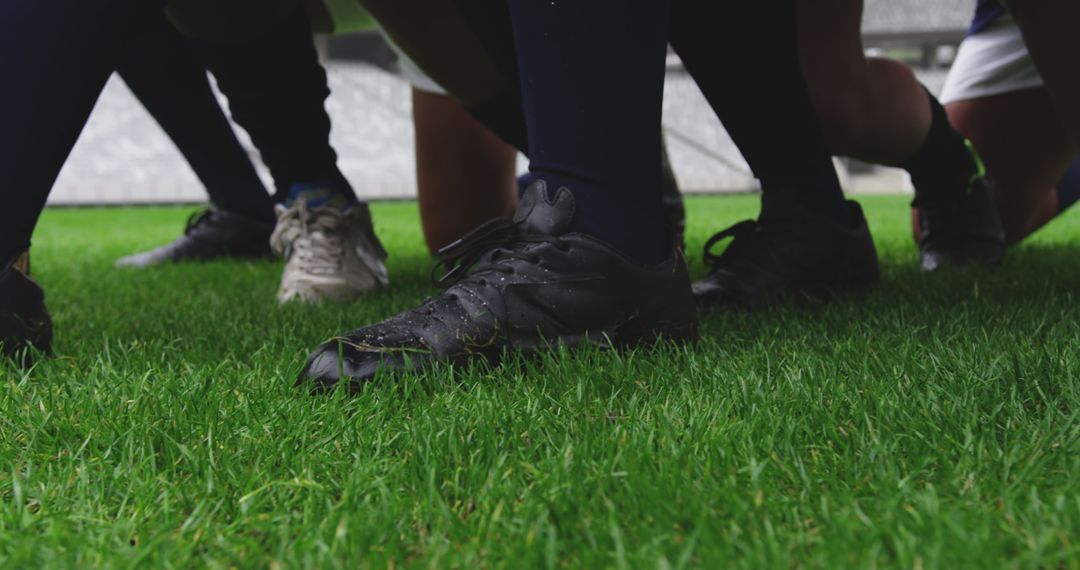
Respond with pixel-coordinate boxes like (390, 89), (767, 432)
(760, 180), (851, 227)
(897, 88), (978, 204)
(775, 170), (850, 225)
(756, 157), (850, 226)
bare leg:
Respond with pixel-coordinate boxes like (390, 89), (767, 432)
(944, 89), (1078, 242)
(1011, 0), (1080, 145)
(412, 88), (519, 254)
(796, 0), (930, 163)
(799, 0), (1005, 270)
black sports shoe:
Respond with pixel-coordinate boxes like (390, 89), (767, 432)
(692, 195), (880, 308)
(297, 181), (698, 391)
(1, 252), (53, 367)
(114, 207), (274, 268)
(915, 147), (1005, 271)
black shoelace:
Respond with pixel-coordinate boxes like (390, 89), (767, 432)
(183, 208), (217, 236)
(701, 219), (815, 284)
(702, 220), (758, 271)
(431, 217), (566, 288)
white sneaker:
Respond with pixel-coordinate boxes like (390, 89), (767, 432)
(270, 199), (389, 303)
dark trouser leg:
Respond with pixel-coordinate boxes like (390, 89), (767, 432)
(116, 9), (274, 223)
(449, 0), (529, 153)
(670, 0), (847, 223)
(507, 0), (670, 264)
(0, 0), (148, 265)
(193, 4), (356, 202)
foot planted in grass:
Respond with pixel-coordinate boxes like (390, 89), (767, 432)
(1, 252), (52, 367)
(914, 143), (1006, 272)
(271, 188), (388, 304)
(114, 206), (274, 268)
(692, 194), (880, 308)
(296, 181), (698, 391)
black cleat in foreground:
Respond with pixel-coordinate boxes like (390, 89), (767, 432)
(915, 167), (1006, 272)
(114, 207), (274, 268)
(297, 182), (698, 391)
(692, 196), (880, 308)
(1, 252), (53, 367)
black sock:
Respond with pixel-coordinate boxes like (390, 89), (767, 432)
(897, 88), (978, 204)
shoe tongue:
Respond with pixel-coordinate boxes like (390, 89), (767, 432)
(287, 184), (353, 211)
(513, 180), (576, 236)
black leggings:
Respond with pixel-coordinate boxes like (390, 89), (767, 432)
(0, 0), (351, 264)
(116, 9), (274, 222)
(0, 0), (149, 265)
(670, 1), (841, 197)
(192, 4), (355, 200)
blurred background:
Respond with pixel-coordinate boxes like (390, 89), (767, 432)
(48, 0), (974, 206)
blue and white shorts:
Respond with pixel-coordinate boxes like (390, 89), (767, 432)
(939, 6), (1044, 104)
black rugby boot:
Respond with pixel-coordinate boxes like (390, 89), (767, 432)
(1, 252), (53, 367)
(298, 181), (698, 391)
(693, 193), (880, 308)
(915, 150), (1006, 271)
(115, 206), (274, 268)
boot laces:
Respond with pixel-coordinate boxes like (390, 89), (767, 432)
(702, 220), (758, 270)
(702, 219), (813, 283)
(183, 208), (217, 236)
(271, 200), (347, 271)
(431, 217), (566, 288)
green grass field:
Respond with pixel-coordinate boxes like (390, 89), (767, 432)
(5, 194), (1080, 568)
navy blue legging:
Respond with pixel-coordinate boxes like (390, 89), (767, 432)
(508, 0), (671, 264)
(0, 0), (148, 265)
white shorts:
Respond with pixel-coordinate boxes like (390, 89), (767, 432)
(939, 14), (1045, 104)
